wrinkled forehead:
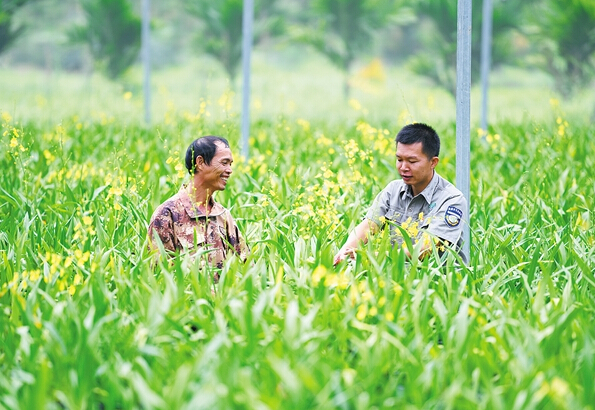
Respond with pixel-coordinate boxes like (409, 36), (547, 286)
(213, 142), (233, 159)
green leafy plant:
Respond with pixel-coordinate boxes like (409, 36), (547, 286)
(530, 0), (595, 99)
(68, 0), (141, 79)
(293, 0), (404, 99)
(409, 0), (534, 98)
(186, 0), (285, 86)
(0, 0), (39, 55)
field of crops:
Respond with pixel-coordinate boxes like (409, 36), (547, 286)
(1, 85), (595, 409)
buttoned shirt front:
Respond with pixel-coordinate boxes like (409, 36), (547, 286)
(148, 186), (249, 269)
(365, 172), (468, 262)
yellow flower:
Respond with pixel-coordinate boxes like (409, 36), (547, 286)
(348, 99), (362, 111)
(82, 216), (93, 226)
(356, 304), (367, 321)
(29, 270), (41, 282)
(324, 274), (338, 287)
(312, 265), (326, 286)
(73, 273), (83, 286)
(175, 163), (185, 179)
(10, 138), (18, 148)
(68, 285), (76, 296)
(123, 91), (132, 100)
(1, 112), (12, 123)
(64, 256), (73, 268)
(108, 186), (123, 196)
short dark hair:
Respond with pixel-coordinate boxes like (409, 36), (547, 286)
(395, 123), (440, 159)
(185, 136), (230, 174)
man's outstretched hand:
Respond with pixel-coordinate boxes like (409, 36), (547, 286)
(333, 248), (357, 266)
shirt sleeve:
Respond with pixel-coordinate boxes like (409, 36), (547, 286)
(364, 181), (397, 228)
(225, 213), (250, 262)
(148, 206), (177, 254)
(425, 194), (467, 246)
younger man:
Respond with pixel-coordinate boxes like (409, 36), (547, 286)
(334, 123), (467, 264)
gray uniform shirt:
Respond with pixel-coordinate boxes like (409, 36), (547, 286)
(365, 172), (468, 262)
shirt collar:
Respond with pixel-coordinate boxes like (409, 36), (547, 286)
(400, 172), (440, 204)
(179, 185), (225, 218)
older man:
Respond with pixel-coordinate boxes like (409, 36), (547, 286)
(148, 136), (249, 273)
(334, 123), (468, 264)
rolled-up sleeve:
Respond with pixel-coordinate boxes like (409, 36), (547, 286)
(148, 206), (177, 253)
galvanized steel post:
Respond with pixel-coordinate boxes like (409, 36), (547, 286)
(456, 0), (472, 259)
(141, 0), (151, 124)
(241, 0), (254, 160)
(480, 0), (493, 137)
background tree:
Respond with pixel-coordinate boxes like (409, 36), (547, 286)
(530, 0), (595, 99)
(185, 0), (284, 87)
(293, 0), (404, 99)
(0, 0), (39, 55)
(68, 0), (141, 79)
(408, 0), (532, 98)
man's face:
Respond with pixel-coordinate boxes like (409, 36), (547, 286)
(199, 142), (234, 192)
(396, 142), (438, 196)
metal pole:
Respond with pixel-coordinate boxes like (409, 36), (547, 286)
(241, 0), (254, 159)
(480, 0), (493, 138)
(141, 0), (151, 124)
(456, 0), (472, 260)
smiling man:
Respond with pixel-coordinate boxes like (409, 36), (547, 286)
(148, 136), (249, 273)
(334, 123), (468, 264)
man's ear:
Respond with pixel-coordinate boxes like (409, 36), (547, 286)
(431, 156), (439, 169)
(195, 156), (205, 171)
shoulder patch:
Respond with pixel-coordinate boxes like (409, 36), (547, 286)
(444, 206), (463, 227)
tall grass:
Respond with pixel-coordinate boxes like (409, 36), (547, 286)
(1, 101), (594, 409)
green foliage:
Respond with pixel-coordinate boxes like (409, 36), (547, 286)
(409, 0), (533, 97)
(186, 0), (285, 85)
(530, 0), (595, 99)
(293, 0), (405, 98)
(1, 104), (595, 408)
(0, 0), (38, 55)
(68, 0), (141, 79)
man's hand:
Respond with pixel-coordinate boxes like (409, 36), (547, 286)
(333, 248), (357, 266)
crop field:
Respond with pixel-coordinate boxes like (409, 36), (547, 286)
(1, 63), (595, 409)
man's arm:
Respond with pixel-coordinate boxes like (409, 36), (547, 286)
(148, 207), (177, 254)
(333, 219), (379, 265)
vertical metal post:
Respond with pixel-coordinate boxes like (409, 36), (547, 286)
(241, 0), (254, 159)
(456, 0), (472, 259)
(480, 0), (493, 137)
(141, 0), (151, 124)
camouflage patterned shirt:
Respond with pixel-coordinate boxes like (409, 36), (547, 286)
(148, 186), (249, 269)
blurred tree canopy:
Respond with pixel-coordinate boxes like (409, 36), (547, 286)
(531, 0), (595, 99)
(292, 0), (406, 98)
(2, 0), (594, 101)
(408, 0), (533, 98)
(185, 0), (285, 86)
(68, 0), (141, 79)
(0, 0), (38, 55)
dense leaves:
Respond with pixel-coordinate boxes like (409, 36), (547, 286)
(1, 105), (594, 408)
